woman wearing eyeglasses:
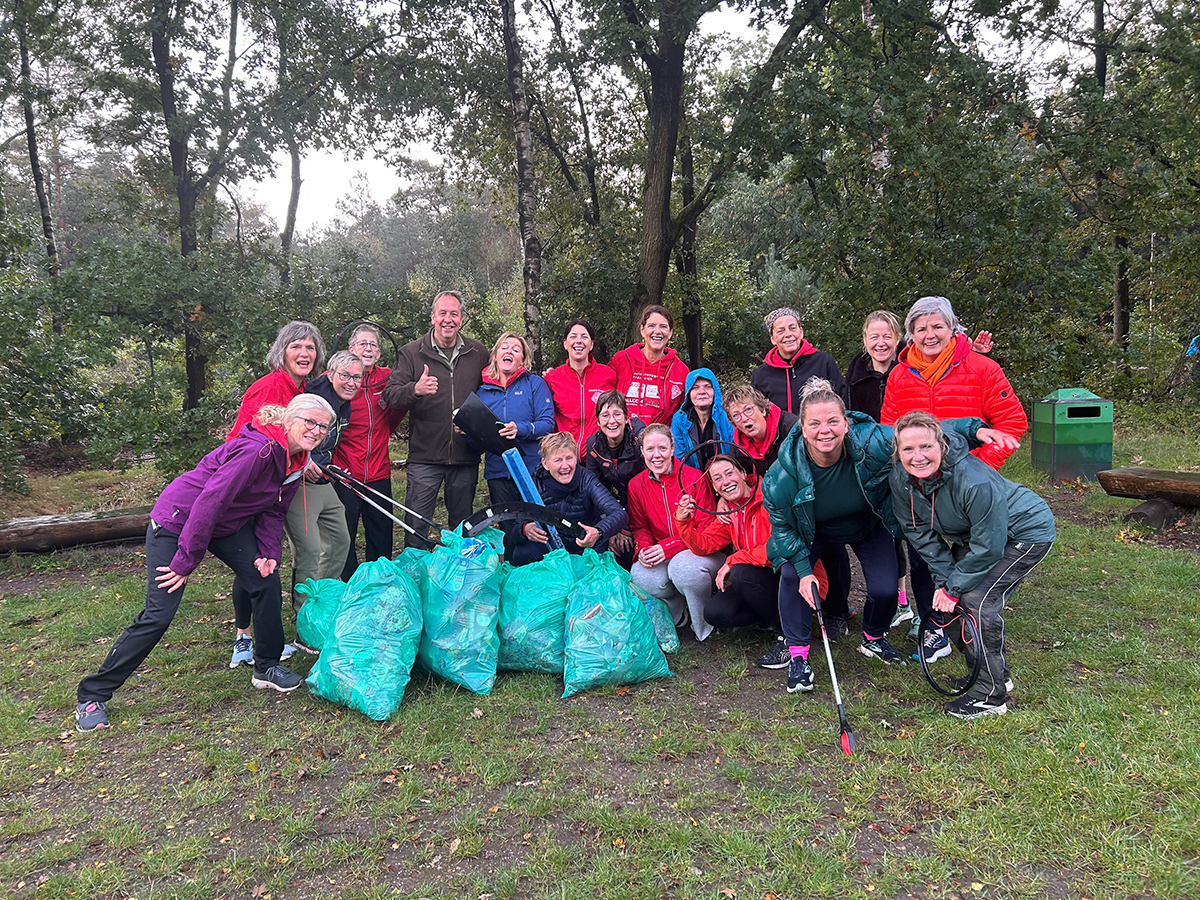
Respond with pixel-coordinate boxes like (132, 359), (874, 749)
(74, 394), (336, 732)
(331, 323), (405, 578)
(282, 350), (364, 610)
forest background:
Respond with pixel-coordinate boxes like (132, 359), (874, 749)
(2, 0), (1199, 495)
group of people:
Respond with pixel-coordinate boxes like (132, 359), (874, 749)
(74, 292), (1055, 732)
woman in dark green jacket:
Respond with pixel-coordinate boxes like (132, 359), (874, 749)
(764, 379), (1015, 695)
(891, 411), (1055, 720)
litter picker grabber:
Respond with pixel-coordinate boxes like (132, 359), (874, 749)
(811, 583), (855, 756)
(501, 448), (565, 551)
(322, 464), (444, 535)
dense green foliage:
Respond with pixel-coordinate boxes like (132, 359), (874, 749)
(2, 0), (1198, 494)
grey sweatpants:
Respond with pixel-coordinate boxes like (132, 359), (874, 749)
(631, 549), (726, 641)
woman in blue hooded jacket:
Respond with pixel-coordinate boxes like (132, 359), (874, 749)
(671, 368), (735, 471)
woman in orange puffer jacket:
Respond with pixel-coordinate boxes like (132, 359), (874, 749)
(880, 296), (1026, 471)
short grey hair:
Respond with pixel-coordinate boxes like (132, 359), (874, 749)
(349, 323), (381, 345)
(325, 351), (363, 375)
(266, 321), (326, 374)
(764, 307), (803, 335)
(433, 290), (466, 316)
(904, 296), (965, 341)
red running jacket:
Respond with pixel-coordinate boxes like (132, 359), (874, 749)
(610, 344), (689, 426)
(678, 480), (772, 569)
(331, 365), (404, 483)
(628, 462), (716, 560)
(880, 334), (1026, 470)
(544, 359), (618, 446)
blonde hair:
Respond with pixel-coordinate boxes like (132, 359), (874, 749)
(639, 423), (673, 448)
(892, 410), (950, 461)
(539, 431), (578, 459)
(722, 384), (769, 415)
(257, 393), (335, 427)
(798, 377), (846, 423)
(862, 310), (902, 339)
(486, 331), (531, 381)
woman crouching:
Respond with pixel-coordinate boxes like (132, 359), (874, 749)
(510, 432), (628, 566)
(891, 412), (1055, 719)
(75, 394), (336, 731)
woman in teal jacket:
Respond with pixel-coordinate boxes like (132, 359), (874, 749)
(891, 411), (1055, 719)
(764, 378), (1015, 694)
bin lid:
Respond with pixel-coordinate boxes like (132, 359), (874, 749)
(1040, 388), (1106, 402)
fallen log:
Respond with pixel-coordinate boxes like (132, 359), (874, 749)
(0, 506), (152, 554)
(1096, 467), (1200, 508)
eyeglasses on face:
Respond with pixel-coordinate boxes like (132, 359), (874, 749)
(334, 371), (364, 383)
(297, 416), (331, 434)
(351, 340), (380, 349)
(728, 407), (758, 423)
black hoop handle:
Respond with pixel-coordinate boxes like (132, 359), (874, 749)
(676, 439), (755, 517)
(918, 607), (983, 697)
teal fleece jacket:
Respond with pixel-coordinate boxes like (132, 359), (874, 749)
(889, 431), (1056, 597)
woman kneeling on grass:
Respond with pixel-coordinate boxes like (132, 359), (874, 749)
(891, 411), (1055, 719)
(674, 454), (793, 666)
(764, 379), (1019, 695)
(74, 394), (336, 732)
(628, 424), (725, 641)
(509, 432), (628, 566)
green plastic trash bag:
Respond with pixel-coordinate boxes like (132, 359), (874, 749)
(394, 546), (430, 591)
(417, 529), (503, 695)
(562, 550), (672, 698)
(294, 578), (348, 651)
(306, 559), (423, 720)
(496, 548), (575, 673)
(628, 582), (681, 655)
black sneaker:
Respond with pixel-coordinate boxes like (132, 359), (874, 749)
(911, 629), (952, 664)
(950, 675), (1015, 694)
(858, 636), (905, 664)
(251, 665), (304, 693)
(75, 701), (111, 732)
(824, 616), (850, 642)
(754, 636), (790, 669)
(943, 694), (1008, 719)
(787, 656), (814, 693)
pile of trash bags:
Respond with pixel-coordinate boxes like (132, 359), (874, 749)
(295, 529), (674, 720)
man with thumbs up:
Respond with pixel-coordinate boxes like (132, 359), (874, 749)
(383, 291), (488, 548)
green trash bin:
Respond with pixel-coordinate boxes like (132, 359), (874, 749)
(1031, 388), (1113, 481)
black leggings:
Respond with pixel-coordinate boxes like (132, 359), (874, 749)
(704, 563), (782, 632)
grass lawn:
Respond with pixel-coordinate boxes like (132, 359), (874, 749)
(1, 427), (1198, 900)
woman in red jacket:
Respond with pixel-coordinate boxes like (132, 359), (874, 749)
(627, 424), (724, 641)
(880, 296), (1025, 470)
(545, 318), (618, 445)
(880, 295), (1025, 663)
(610, 305), (689, 426)
(331, 323), (405, 579)
(675, 454), (790, 665)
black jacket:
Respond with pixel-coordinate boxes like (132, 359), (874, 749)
(515, 465), (629, 554)
(844, 350), (896, 423)
(581, 418), (646, 506)
(305, 373), (353, 479)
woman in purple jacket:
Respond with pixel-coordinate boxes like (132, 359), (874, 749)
(74, 394), (336, 732)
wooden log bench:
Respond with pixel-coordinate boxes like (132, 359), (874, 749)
(1097, 467), (1200, 529)
(0, 506), (153, 554)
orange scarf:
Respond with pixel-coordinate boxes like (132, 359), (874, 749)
(907, 337), (958, 387)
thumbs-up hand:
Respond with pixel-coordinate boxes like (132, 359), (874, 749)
(414, 364), (439, 396)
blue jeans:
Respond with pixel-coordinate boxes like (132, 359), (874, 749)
(78, 521), (286, 704)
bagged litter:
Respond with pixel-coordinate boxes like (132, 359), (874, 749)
(294, 577), (348, 651)
(416, 529), (504, 694)
(305, 558), (423, 720)
(562, 550), (672, 698)
(496, 548), (575, 673)
(628, 582), (681, 655)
